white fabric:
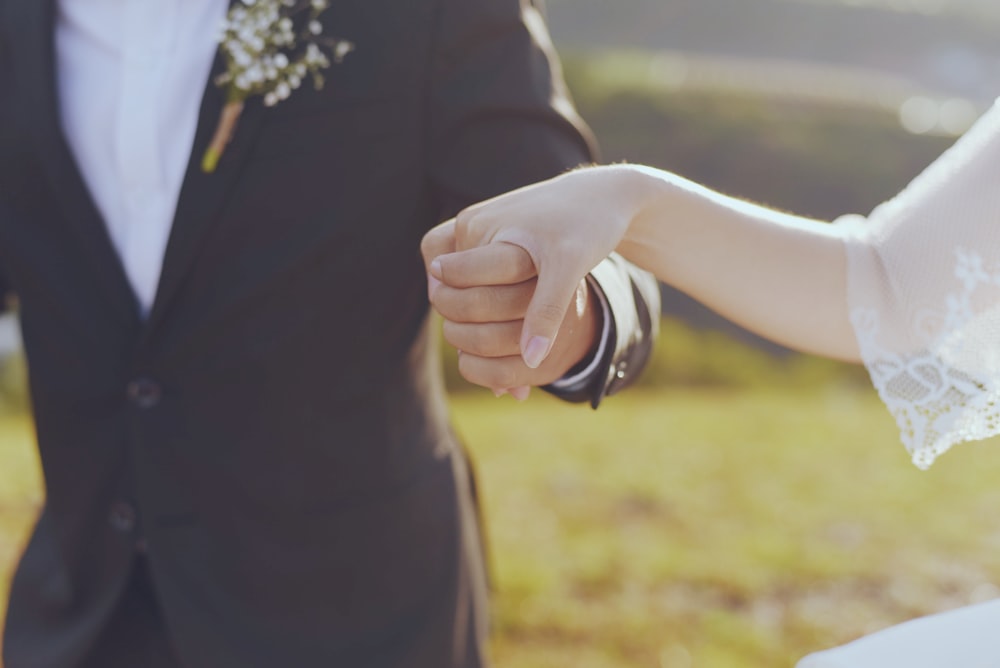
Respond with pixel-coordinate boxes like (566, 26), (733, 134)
(55, 0), (229, 315)
(836, 97), (1000, 470)
(797, 598), (1000, 667)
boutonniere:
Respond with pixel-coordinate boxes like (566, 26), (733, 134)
(201, 0), (355, 173)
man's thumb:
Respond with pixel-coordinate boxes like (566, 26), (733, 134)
(520, 269), (580, 369)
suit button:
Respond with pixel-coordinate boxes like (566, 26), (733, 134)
(108, 501), (137, 533)
(126, 378), (162, 408)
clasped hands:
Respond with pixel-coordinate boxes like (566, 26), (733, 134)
(420, 168), (638, 399)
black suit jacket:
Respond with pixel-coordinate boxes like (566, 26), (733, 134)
(0, 0), (659, 666)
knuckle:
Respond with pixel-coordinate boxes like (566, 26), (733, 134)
(429, 289), (458, 320)
(420, 221), (454, 261)
(454, 210), (477, 249)
(455, 204), (475, 223)
(534, 302), (566, 325)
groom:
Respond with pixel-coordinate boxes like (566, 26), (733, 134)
(0, 0), (658, 666)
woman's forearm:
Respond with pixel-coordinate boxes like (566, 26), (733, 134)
(617, 166), (861, 362)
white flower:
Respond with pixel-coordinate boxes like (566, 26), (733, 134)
(334, 41), (354, 61)
(233, 48), (252, 68)
(246, 65), (264, 84)
(204, 0), (355, 172)
(305, 43), (328, 67)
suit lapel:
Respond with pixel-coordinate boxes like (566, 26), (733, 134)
(144, 20), (267, 334)
(5, 0), (141, 331)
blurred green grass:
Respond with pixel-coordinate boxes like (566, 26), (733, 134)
(3, 381), (1000, 666)
(453, 389), (1000, 667)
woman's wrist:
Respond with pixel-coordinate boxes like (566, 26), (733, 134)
(603, 164), (672, 266)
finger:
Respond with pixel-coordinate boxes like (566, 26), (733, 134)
(442, 320), (522, 358)
(421, 219), (456, 268)
(457, 353), (561, 390)
(508, 386), (531, 402)
(430, 280), (535, 324)
(457, 353), (527, 392)
(520, 267), (587, 369)
(421, 220), (457, 299)
(430, 243), (536, 289)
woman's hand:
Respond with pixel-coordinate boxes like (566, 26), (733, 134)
(422, 166), (650, 369)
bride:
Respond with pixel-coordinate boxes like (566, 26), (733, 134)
(421, 97), (1000, 666)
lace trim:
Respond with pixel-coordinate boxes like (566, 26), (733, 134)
(852, 249), (1000, 469)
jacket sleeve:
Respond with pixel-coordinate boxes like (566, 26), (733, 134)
(426, 0), (659, 405)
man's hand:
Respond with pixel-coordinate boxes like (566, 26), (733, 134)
(422, 220), (599, 399)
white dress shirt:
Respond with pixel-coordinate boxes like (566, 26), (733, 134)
(55, 0), (229, 315)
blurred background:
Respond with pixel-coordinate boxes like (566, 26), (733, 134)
(5, 1), (1000, 667)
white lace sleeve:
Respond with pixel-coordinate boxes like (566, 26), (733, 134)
(836, 98), (1000, 469)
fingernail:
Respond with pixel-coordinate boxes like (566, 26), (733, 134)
(429, 258), (443, 279)
(522, 336), (551, 369)
(427, 274), (442, 298)
(510, 386), (531, 401)
(494, 388), (507, 398)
